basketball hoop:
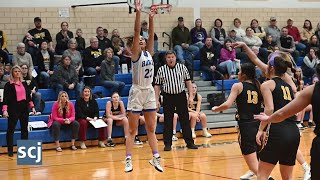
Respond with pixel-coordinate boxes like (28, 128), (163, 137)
(150, 4), (172, 14)
(127, 0), (177, 14)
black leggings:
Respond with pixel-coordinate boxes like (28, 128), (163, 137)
(51, 121), (80, 141)
(6, 101), (29, 154)
(311, 135), (320, 180)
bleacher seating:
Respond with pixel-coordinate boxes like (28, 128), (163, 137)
(0, 67), (204, 147)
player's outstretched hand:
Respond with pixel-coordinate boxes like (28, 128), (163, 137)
(254, 113), (269, 122)
(135, 0), (142, 12)
(232, 41), (247, 49)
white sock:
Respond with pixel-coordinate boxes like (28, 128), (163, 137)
(302, 162), (310, 170)
(202, 128), (207, 132)
(153, 153), (160, 158)
(309, 119), (313, 123)
(173, 130), (176, 134)
(191, 128), (195, 133)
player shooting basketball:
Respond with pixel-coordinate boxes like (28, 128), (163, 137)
(124, 0), (163, 173)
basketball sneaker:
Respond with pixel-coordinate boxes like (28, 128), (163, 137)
(303, 166), (311, 180)
(172, 134), (178, 141)
(134, 136), (143, 145)
(240, 170), (256, 179)
(106, 138), (116, 147)
(202, 131), (212, 138)
(80, 141), (87, 149)
(149, 156), (163, 172)
(124, 157), (133, 173)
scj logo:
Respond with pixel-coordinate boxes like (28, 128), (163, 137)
(17, 140), (42, 165)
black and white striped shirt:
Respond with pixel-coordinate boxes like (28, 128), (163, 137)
(155, 63), (190, 94)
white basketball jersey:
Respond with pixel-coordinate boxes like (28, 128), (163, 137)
(132, 51), (154, 88)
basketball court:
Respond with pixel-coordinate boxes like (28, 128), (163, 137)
(0, 128), (313, 179)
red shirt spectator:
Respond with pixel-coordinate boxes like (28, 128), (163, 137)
(286, 18), (301, 42)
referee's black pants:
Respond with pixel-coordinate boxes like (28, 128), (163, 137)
(163, 91), (194, 147)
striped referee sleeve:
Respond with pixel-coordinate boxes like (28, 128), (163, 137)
(155, 66), (163, 85)
(182, 64), (191, 81)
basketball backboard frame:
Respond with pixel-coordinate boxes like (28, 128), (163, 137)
(127, 0), (178, 14)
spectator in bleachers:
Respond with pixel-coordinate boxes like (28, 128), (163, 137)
(278, 27), (299, 63)
(261, 34), (278, 54)
(4, 64), (11, 76)
(36, 41), (54, 89)
(231, 18), (245, 39)
(75, 28), (85, 54)
(63, 38), (83, 78)
(157, 112), (179, 141)
(140, 20), (159, 52)
(302, 47), (319, 78)
(47, 91), (79, 152)
(0, 63), (9, 89)
(188, 82), (212, 139)
(243, 27), (268, 63)
(26, 17), (53, 65)
(96, 27), (112, 52)
(0, 63), (7, 116)
(172, 16), (200, 64)
(306, 35), (320, 54)
(12, 43), (33, 75)
(112, 37), (124, 62)
(229, 29), (242, 43)
(83, 36), (103, 77)
(51, 55), (83, 98)
(133, 114), (144, 145)
(0, 48), (8, 64)
(286, 18), (306, 52)
(295, 78), (313, 129)
(301, 20), (314, 45)
(250, 19), (266, 40)
(21, 64), (42, 115)
(243, 27), (262, 48)
(83, 37), (119, 79)
(315, 23), (320, 39)
(122, 36), (133, 71)
(111, 29), (124, 47)
(76, 86), (106, 149)
(55, 22), (73, 55)
(100, 48), (125, 94)
(219, 39), (238, 79)
(265, 17), (281, 43)
(3, 65), (36, 156)
(211, 19), (227, 46)
(104, 92), (129, 147)
(200, 37), (223, 80)
(103, 28), (108, 39)
(293, 67), (303, 90)
(0, 30), (8, 53)
(190, 18), (207, 49)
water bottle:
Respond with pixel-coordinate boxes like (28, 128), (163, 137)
(118, 65), (122, 74)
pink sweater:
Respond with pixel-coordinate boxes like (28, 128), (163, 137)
(47, 101), (75, 128)
(2, 80), (34, 111)
(219, 48), (236, 64)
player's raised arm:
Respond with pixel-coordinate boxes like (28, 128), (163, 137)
(131, 0), (143, 61)
(146, 10), (155, 55)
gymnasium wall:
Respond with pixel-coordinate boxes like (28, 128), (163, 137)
(1, 0), (320, 52)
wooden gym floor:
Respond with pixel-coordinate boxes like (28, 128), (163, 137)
(0, 128), (314, 180)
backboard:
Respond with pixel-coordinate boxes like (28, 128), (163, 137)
(127, 0), (178, 14)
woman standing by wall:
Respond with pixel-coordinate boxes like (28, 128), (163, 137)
(3, 65), (36, 157)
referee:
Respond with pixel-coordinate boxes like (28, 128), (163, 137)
(154, 50), (198, 151)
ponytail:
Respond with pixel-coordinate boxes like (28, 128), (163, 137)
(253, 78), (263, 103)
